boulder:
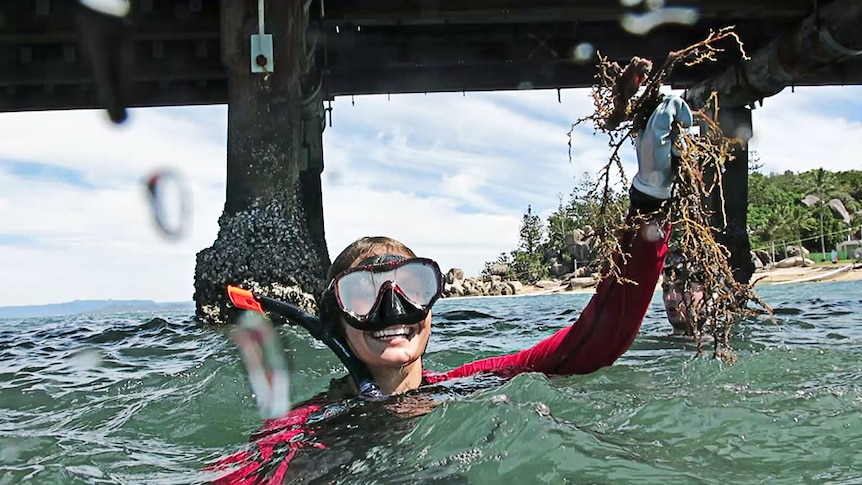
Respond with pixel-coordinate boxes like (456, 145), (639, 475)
(827, 198), (852, 224)
(543, 249), (561, 264)
(445, 267), (465, 284)
(775, 256), (816, 268)
(550, 261), (572, 277)
(534, 279), (561, 289)
(800, 194), (820, 207)
(785, 245), (810, 258)
(488, 263), (509, 277)
(751, 251), (764, 270)
(755, 249), (772, 265)
(567, 277), (597, 290)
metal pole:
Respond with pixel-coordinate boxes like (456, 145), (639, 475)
(258, 0), (265, 35)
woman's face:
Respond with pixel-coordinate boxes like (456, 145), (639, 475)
(661, 275), (704, 334)
(342, 310), (432, 370)
(339, 250), (433, 370)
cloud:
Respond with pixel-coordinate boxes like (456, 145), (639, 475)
(750, 85), (862, 174)
(0, 85), (860, 306)
(0, 108), (227, 306)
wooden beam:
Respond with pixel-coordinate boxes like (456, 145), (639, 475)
(0, 79), (227, 112)
(685, 0), (862, 108)
(2, 55), (862, 112)
(318, 21), (785, 69)
(0, 59), (224, 85)
(315, 0), (814, 25)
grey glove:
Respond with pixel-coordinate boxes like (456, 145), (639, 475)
(632, 94), (693, 200)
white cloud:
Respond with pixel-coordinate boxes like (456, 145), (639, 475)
(0, 85), (860, 306)
(321, 186), (520, 276)
(750, 85), (862, 174)
(0, 108), (227, 306)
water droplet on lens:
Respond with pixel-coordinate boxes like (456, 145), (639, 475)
(572, 42), (595, 63)
(327, 169), (343, 186)
(536, 402), (550, 416)
(0, 444), (19, 463)
(233, 312), (291, 419)
(69, 348), (103, 370)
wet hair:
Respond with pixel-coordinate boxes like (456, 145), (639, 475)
(326, 236), (417, 283)
(662, 249), (704, 284)
(320, 236), (417, 331)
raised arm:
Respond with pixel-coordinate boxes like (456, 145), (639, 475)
(431, 94), (691, 382)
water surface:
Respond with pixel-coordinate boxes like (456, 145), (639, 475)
(1, 281), (861, 484)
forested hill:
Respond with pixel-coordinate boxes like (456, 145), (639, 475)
(484, 168), (862, 283)
(0, 300), (195, 319)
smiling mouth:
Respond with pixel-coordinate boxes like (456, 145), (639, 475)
(369, 325), (415, 340)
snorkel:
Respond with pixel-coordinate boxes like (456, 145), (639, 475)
(227, 286), (385, 401)
(226, 255), (443, 402)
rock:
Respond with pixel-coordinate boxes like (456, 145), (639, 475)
(533, 279), (561, 289)
(550, 261), (572, 277)
(785, 245), (809, 258)
(775, 256), (815, 268)
(827, 198), (852, 224)
(489, 263), (509, 277)
(566, 277), (598, 290)
(543, 249), (561, 264)
(445, 267), (465, 284)
(755, 249), (772, 265)
(193, 189), (327, 325)
(751, 251), (764, 270)
(800, 194), (820, 207)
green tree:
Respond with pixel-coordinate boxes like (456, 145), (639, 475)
(519, 205), (544, 255)
(542, 172), (619, 269)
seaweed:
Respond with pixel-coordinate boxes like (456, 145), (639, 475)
(568, 26), (772, 360)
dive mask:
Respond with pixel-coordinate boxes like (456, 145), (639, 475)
(329, 255), (444, 332)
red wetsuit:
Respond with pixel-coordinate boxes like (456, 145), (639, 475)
(207, 223), (669, 484)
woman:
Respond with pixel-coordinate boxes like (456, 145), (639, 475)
(208, 94), (693, 484)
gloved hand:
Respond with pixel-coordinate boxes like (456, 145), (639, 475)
(632, 94), (693, 200)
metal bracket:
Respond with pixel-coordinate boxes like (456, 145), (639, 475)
(251, 0), (274, 72)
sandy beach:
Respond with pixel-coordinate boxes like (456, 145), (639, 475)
(511, 262), (862, 297)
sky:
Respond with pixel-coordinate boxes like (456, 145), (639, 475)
(0, 84), (861, 306)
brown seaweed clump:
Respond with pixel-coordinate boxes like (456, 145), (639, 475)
(568, 26), (772, 360)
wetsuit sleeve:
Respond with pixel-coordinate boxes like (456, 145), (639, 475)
(205, 399), (329, 484)
(433, 216), (669, 381)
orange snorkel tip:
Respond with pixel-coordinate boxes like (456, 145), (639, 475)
(227, 285), (264, 314)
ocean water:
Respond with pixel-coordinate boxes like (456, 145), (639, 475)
(1, 280), (861, 484)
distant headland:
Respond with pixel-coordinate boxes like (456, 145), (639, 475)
(0, 299), (195, 319)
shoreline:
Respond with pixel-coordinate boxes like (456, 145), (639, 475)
(445, 263), (862, 301)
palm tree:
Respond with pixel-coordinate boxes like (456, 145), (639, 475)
(804, 168), (837, 261)
(789, 205), (818, 266)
